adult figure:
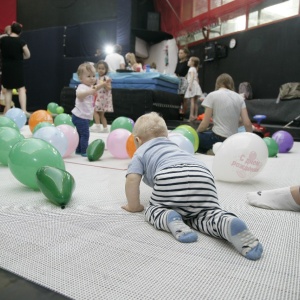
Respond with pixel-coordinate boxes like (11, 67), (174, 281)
(196, 73), (253, 154)
(125, 52), (142, 72)
(0, 22), (30, 115)
(175, 47), (190, 115)
(104, 44), (125, 72)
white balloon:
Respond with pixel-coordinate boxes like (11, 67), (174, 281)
(212, 142), (222, 154)
(212, 132), (268, 182)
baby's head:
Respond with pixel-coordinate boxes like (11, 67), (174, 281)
(77, 62), (96, 85)
(215, 73), (235, 91)
(95, 60), (109, 76)
(133, 112), (168, 146)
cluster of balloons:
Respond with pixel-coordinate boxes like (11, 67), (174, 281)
(0, 112), (76, 207)
(47, 102), (64, 115)
(107, 116), (135, 159)
(27, 110), (78, 158)
(262, 130), (294, 157)
(169, 125), (199, 154)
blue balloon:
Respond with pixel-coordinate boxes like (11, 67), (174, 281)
(5, 108), (27, 129)
(33, 126), (68, 157)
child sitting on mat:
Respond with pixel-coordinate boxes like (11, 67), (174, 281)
(122, 112), (263, 261)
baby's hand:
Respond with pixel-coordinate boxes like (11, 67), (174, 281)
(121, 204), (144, 213)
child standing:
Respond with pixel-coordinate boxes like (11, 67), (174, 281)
(122, 112), (263, 261)
(71, 62), (103, 156)
(90, 60), (113, 133)
(184, 56), (202, 122)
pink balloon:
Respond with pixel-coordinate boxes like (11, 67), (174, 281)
(56, 124), (79, 158)
(107, 128), (131, 159)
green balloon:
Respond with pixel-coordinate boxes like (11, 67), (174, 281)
(8, 138), (65, 190)
(176, 125), (199, 152)
(0, 127), (24, 166)
(0, 116), (19, 131)
(36, 166), (75, 208)
(33, 121), (55, 134)
(54, 113), (74, 127)
(47, 102), (59, 114)
(56, 106), (64, 114)
(263, 137), (279, 157)
(110, 116), (133, 132)
(87, 139), (105, 161)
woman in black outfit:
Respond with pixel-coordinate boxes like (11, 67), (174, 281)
(0, 22), (30, 116)
(175, 47), (190, 117)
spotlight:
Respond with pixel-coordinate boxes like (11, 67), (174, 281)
(104, 45), (114, 54)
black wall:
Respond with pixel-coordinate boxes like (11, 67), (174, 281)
(191, 16), (300, 99)
(17, 0), (117, 30)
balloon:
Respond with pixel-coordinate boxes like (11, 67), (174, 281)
(126, 134), (137, 158)
(263, 137), (279, 157)
(212, 142), (222, 155)
(0, 127), (24, 165)
(32, 121), (55, 134)
(212, 132), (268, 182)
(56, 124), (79, 158)
(128, 118), (135, 127)
(5, 108), (26, 129)
(54, 113), (74, 127)
(28, 110), (53, 132)
(87, 139), (105, 161)
(47, 102), (59, 114)
(271, 130), (294, 153)
(33, 126), (68, 157)
(110, 116), (133, 132)
(168, 132), (194, 154)
(0, 116), (19, 131)
(8, 138), (65, 190)
(36, 166), (75, 208)
(56, 106), (64, 114)
(172, 127), (196, 152)
(176, 125), (199, 152)
(107, 128), (131, 159)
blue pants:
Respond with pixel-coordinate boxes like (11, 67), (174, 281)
(72, 114), (90, 154)
(197, 131), (226, 154)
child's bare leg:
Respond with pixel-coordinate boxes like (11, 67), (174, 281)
(194, 97), (198, 119)
(93, 111), (101, 125)
(189, 98), (194, 121)
(100, 111), (109, 132)
(247, 186), (300, 211)
(90, 111), (102, 132)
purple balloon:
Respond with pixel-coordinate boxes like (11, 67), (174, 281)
(271, 130), (294, 153)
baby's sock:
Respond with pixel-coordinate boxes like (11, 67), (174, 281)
(167, 211), (198, 243)
(247, 187), (300, 211)
(227, 218), (263, 261)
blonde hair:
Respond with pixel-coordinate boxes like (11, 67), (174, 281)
(133, 112), (168, 141)
(215, 73), (235, 91)
(77, 62), (96, 79)
(125, 52), (137, 65)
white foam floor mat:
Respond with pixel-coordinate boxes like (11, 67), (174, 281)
(0, 126), (299, 299)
